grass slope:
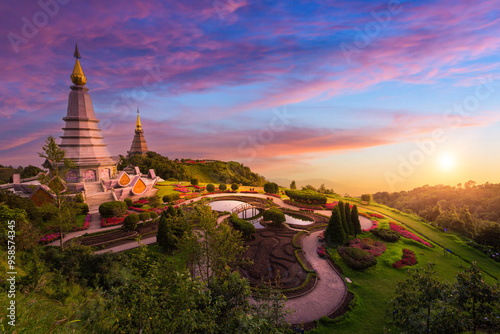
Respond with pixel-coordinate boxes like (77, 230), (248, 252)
(309, 199), (500, 333)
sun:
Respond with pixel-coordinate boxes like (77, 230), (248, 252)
(438, 153), (456, 171)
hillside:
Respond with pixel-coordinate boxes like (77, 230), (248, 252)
(123, 152), (266, 186)
(373, 182), (500, 255)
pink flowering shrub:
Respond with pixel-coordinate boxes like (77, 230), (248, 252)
(39, 233), (61, 244)
(368, 212), (384, 219)
(317, 246), (328, 258)
(392, 249), (417, 269)
(347, 238), (386, 257)
(389, 222), (433, 248)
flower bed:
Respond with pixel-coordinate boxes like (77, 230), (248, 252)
(359, 212), (371, 219)
(317, 246), (328, 258)
(265, 193), (281, 198)
(392, 249), (417, 269)
(72, 214), (91, 231)
(241, 191), (258, 194)
(389, 222), (433, 248)
(318, 231), (325, 242)
(133, 199), (149, 205)
(129, 206), (150, 213)
(347, 238), (386, 257)
(368, 212), (384, 219)
(101, 214), (129, 228)
(174, 187), (190, 193)
(283, 200), (323, 210)
(39, 232), (61, 244)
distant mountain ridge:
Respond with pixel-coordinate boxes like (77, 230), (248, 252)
(267, 177), (366, 196)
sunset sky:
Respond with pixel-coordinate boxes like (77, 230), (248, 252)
(1, 0), (500, 194)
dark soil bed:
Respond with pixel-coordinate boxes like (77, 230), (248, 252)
(240, 225), (307, 290)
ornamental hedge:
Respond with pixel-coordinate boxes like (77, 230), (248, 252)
(264, 182), (279, 194)
(123, 213), (139, 230)
(228, 214), (256, 239)
(99, 201), (128, 217)
(338, 246), (377, 270)
(163, 193), (180, 203)
(284, 189), (327, 205)
(263, 208), (286, 225)
(206, 183), (215, 192)
(371, 228), (400, 242)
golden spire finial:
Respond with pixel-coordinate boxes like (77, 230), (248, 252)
(136, 108), (142, 130)
(71, 44), (87, 86)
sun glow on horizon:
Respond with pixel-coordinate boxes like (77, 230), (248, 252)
(438, 153), (456, 172)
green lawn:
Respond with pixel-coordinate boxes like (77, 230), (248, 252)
(309, 198), (500, 333)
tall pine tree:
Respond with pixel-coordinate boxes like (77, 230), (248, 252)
(351, 205), (362, 237)
(325, 206), (346, 247)
(338, 201), (349, 236)
(157, 211), (168, 250)
(344, 203), (354, 236)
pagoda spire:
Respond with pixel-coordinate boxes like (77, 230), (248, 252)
(136, 108), (142, 131)
(70, 44), (87, 86)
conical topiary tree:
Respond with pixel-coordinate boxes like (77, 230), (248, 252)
(157, 212), (168, 249)
(351, 205), (362, 237)
(166, 204), (176, 217)
(325, 206), (346, 247)
(338, 201), (349, 236)
(344, 203), (354, 236)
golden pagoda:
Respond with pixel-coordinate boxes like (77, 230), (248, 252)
(56, 44), (117, 182)
(128, 108), (149, 157)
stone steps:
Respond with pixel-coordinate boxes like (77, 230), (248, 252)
(85, 183), (104, 194)
(86, 192), (114, 209)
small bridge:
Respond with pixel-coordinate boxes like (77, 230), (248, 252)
(232, 202), (259, 218)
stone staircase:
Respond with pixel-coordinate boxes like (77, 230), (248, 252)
(86, 192), (115, 210)
(85, 182), (104, 194)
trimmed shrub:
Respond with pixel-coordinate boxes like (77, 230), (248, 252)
(263, 208), (285, 225)
(325, 206), (346, 247)
(123, 214), (139, 230)
(124, 198), (133, 207)
(231, 183), (239, 191)
(284, 189), (327, 205)
(148, 196), (161, 208)
(162, 193), (180, 203)
(229, 214), (256, 239)
(149, 211), (158, 220)
(74, 203), (89, 215)
(131, 202), (144, 208)
(219, 183), (227, 191)
(191, 178), (199, 186)
(371, 228), (400, 242)
(338, 246), (377, 270)
(264, 182), (279, 194)
(74, 192), (85, 203)
(206, 183), (215, 192)
(351, 205), (362, 237)
(99, 201), (128, 217)
(139, 212), (151, 221)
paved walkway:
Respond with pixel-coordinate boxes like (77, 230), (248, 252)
(94, 236), (157, 254)
(285, 230), (346, 324)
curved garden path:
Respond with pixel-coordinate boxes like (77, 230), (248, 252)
(285, 230), (346, 324)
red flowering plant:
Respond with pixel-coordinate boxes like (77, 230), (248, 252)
(392, 249), (417, 269)
(318, 231), (326, 242)
(368, 212), (384, 219)
(39, 232), (60, 244)
(347, 238), (386, 257)
(389, 222), (433, 248)
(317, 246), (328, 258)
